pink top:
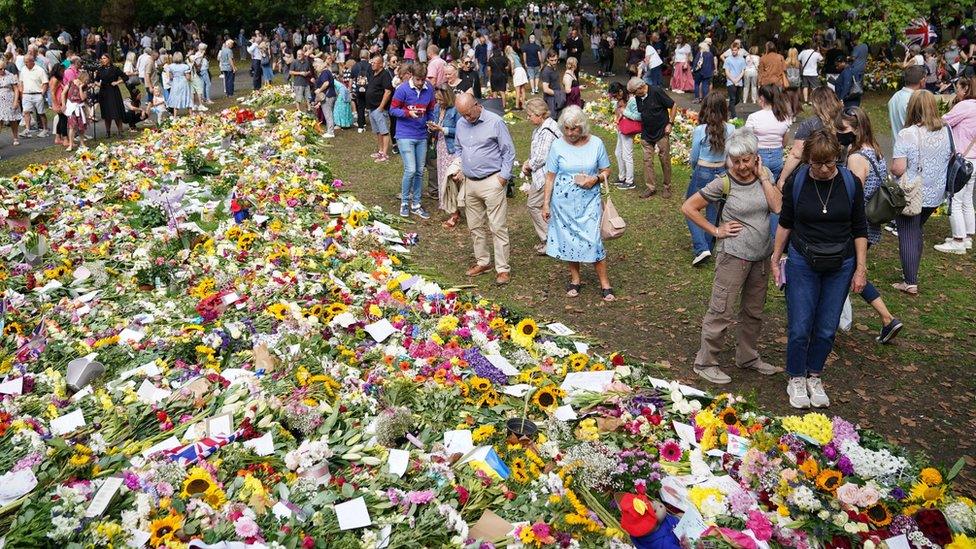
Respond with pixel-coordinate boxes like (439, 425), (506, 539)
(943, 99), (976, 160)
(426, 56), (447, 87)
(744, 108), (792, 149)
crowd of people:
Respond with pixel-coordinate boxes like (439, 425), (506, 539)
(3, 6), (976, 412)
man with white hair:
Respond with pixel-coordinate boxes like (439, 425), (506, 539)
(218, 40), (236, 97)
(18, 55), (48, 138)
(137, 47), (154, 101)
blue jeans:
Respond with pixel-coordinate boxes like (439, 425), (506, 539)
(694, 75), (711, 99)
(785, 248), (855, 377)
(223, 70), (235, 96)
(758, 147), (784, 236)
(201, 71), (212, 101)
(397, 138), (427, 208)
(686, 165), (725, 256)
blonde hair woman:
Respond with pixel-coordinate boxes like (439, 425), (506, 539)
(785, 47), (800, 89)
(563, 57), (583, 107)
(889, 90), (952, 294)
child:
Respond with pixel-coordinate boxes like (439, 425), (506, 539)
(63, 70), (89, 151)
(150, 85), (168, 125)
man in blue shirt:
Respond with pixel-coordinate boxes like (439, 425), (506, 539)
(522, 35), (544, 94)
(724, 42), (746, 119)
(453, 93), (516, 285)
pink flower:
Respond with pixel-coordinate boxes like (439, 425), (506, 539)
(405, 489), (435, 505)
(836, 483), (881, 508)
(746, 510), (773, 541)
(234, 516), (260, 538)
(659, 440), (682, 462)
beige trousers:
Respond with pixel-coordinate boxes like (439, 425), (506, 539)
(694, 252), (769, 368)
(464, 173), (510, 273)
(526, 184), (548, 243)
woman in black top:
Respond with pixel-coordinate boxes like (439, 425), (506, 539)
(771, 129), (867, 411)
(487, 47), (510, 99)
(95, 53), (126, 136)
(457, 57), (483, 99)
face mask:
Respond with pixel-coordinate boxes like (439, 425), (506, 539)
(837, 131), (855, 146)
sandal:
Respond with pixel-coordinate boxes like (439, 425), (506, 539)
(891, 282), (918, 296)
(601, 287), (616, 302)
(565, 283), (581, 297)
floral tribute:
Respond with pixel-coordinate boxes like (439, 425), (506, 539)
(0, 95), (971, 549)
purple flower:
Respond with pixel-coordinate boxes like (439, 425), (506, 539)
(464, 348), (508, 386)
(823, 443), (838, 460)
(405, 489), (435, 505)
(889, 514), (918, 535)
(891, 486), (907, 500)
(831, 417), (860, 445)
(836, 455), (854, 476)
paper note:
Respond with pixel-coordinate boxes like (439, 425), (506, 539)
(501, 384), (533, 397)
(244, 432), (275, 456)
(332, 312), (357, 328)
(118, 328), (145, 344)
(376, 525), (393, 549)
(673, 507), (708, 541)
(208, 414), (234, 437)
(253, 214), (269, 225)
(129, 530), (152, 547)
(659, 476), (691, 511)
(272, 501), (293, 519)
(335, 497), (372, 530)
(560, 371), (614, 395)
(443, 429), (474, 455)
(85, 476), (124, 518)
(50, 408), (86, 436)
(0, 377), (23, 395)
(328, 202), (345, 215)
(726, 434), (750, 457)
(136, 379), (172, 404)
(364, 319), (396, 342)
(573, 341), (589, 354)
(672, 421), (699, 449)
(554, 405), (578, 421)
(221, 292), (240, 305)
(885, 534), (911, 549)
(469, 509), (515, 542)
(142, 436), (181, 458)
(399, 276), (420, 290)
(546, 322), (575, 336)
(485, 354), (520, 376)
(0, 468), (38, 506)
(71, 385), (94, 402)
(387, 448), (409, 478)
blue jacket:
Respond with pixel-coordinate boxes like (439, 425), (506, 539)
(431, 104), (459, 154)
(389, 81), (436, 140)
(693, 51), (715, 78)
(631, 514), (682, 549)
(835, 66), (856, 101)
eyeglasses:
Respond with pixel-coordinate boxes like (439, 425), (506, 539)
(810, 161), (837, 169)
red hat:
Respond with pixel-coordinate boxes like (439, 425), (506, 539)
(619, 493), (658, 537)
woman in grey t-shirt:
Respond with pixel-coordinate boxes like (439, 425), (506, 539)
(680, 128), (783, 385)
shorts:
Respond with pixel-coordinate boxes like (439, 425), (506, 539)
(526, 66), (540, 80)
(22, 94), (45, 115)
(369, 108), (390, 135)
(801, 75), (819, 88)
(293, 85), (311, 103)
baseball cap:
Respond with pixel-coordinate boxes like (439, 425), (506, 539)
(619, 493), (658, 537)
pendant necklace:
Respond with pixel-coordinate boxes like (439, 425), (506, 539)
(813, 179), (834, 214)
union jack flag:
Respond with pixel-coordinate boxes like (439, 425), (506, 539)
(905, 18), (938, 47)
(161, 427), (245, 467)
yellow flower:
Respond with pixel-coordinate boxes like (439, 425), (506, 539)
(687, 486), (725, 512)
(203, 486), (227, 509)
(436, 315), (459, 334)
(781, 413), (833, 445)
(511, 318), (538, 347)
(265, 302), (289, 320)
(488, 317), (507, 332)
(149, 513), (183, 547)
(799, 458), (820, 479)
(472, 425), (496, 443)
(531, 385), (563, 413)
(947, 534), (976, 549)
(910, 482), (946, 507)
(565, 353), (589, 372)
(469, 376), (491, 393)
(815, 469), (843, 492)
(182, 467), (214, 498)
(919, 467), (943, 486)
(69, 453), (92, 467)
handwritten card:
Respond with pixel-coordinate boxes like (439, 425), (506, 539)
(554, 405), (578, 421)
(85, 476), (124, 518)
(50, 408), (86, 436)
(884, 534), (911, 549)
(546, 322), (575, 336)
(0, 377), (23, 395)
(673, 506), (708, 541)
(0, 468), (38, 506)
(244, 432), (275, 456)
(726, 434), (750, 457)
(443, 429), (474, 455)
(117, 328), (145, 344)
(573, 341), (589, 354)
(672, 421), (699, 449)
(335, 497), (372, 530)
(364, 319), (396, 342)
(485, 354), (520, 376)
(387, 448), (410, 478)
(208, 414), (234, 437)
(136, 379), (172, 404)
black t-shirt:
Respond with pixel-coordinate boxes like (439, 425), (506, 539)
(523, 42), (542, 67)
(780, 170), (868, 255)
(290, 58), (312, 87)
(635, 86), (675, 142)
(566, 35), (584, 58)
(364, 68), (393, 110)
(488, 54), (508, 78)
(541, 65), (561, 93)
(457, 70), (482, 99)
(351, 60), (370, 93)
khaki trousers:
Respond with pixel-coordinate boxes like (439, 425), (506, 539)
(526, 184), (548, 244)
(694, 252), (769, 368)
(642, 135), (672, 192)
(465, 173), (510, 273)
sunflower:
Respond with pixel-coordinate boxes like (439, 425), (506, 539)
(919, 467), (943, 486)
(532, 386), (562, 413)
(514, 318), (538, 339)
(718, 407), (738, 427)
(478, 388), (501, 407)
(799, 458), (820, 479)
(203, 486), (227, 509)
(265, 303), (289, 320)
(305, 303), (325, 318)
(488, 317), (508, 333)
(511, 458), (529, 483)
(815, 469), (843, 493)
(565, 353), (589, 372)
(456, 381), (470, 398)
(3, 322), (23, 337)
(866, 502), (892, 526)
(469, 376), (492, 393)
(182, 467), (214, 498)
(326, 302), (348, 317)
(910, 482), (947, 508)
(149, 513), (183, 547)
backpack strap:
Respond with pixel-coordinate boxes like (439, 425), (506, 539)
(837, 166), (857, 209)
(715, 174), (732, 226)
(792, 164), (856, 209)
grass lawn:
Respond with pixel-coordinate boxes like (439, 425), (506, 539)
(4, 89), (974, 488)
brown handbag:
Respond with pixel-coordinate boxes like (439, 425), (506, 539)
(601, 178), (626, 240)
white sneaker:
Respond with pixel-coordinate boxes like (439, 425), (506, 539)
(806, 376), (830, 408)
(36, 130), (49, 137)
(934, 240), (967, 255)
(357, 128), (365, 133)
(18, 130), (31, 138)
(787, 377), (810, 409)
(324, 132), (335, 138)
(945, 236), (973, 249)
(198, 105), (209, 112)
(692, 250), (712, 266)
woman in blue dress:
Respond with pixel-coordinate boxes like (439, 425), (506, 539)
(542, 105), (616, 301)
(166, 52), (193, 115)
(332, 79), (354, 129)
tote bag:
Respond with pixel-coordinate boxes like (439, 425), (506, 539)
(600, 179), (626, 239)
(899, 128), (924, 216)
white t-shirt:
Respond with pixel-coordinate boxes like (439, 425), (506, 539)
(674, 43), (691, 63)
(744, 109), (793, 149)
(19, 64), (48, 93)
(798, 49), (822, 76)
(140, 35), (153, 50)
(137, 53), (153, 79)
(644, 45), (663, 69)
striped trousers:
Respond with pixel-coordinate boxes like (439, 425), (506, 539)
(895, 207), (937, 285)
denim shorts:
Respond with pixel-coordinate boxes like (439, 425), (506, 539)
(526, 66), (540, 80)
(368, 109), (390, 135)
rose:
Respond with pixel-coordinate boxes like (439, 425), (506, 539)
(915, 509), (952, 545)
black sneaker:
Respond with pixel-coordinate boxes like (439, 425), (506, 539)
(877, 318), (904, 344)
(617, 181), (636, 190)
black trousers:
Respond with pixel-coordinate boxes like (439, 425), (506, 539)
(250, 59), (263, 90)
